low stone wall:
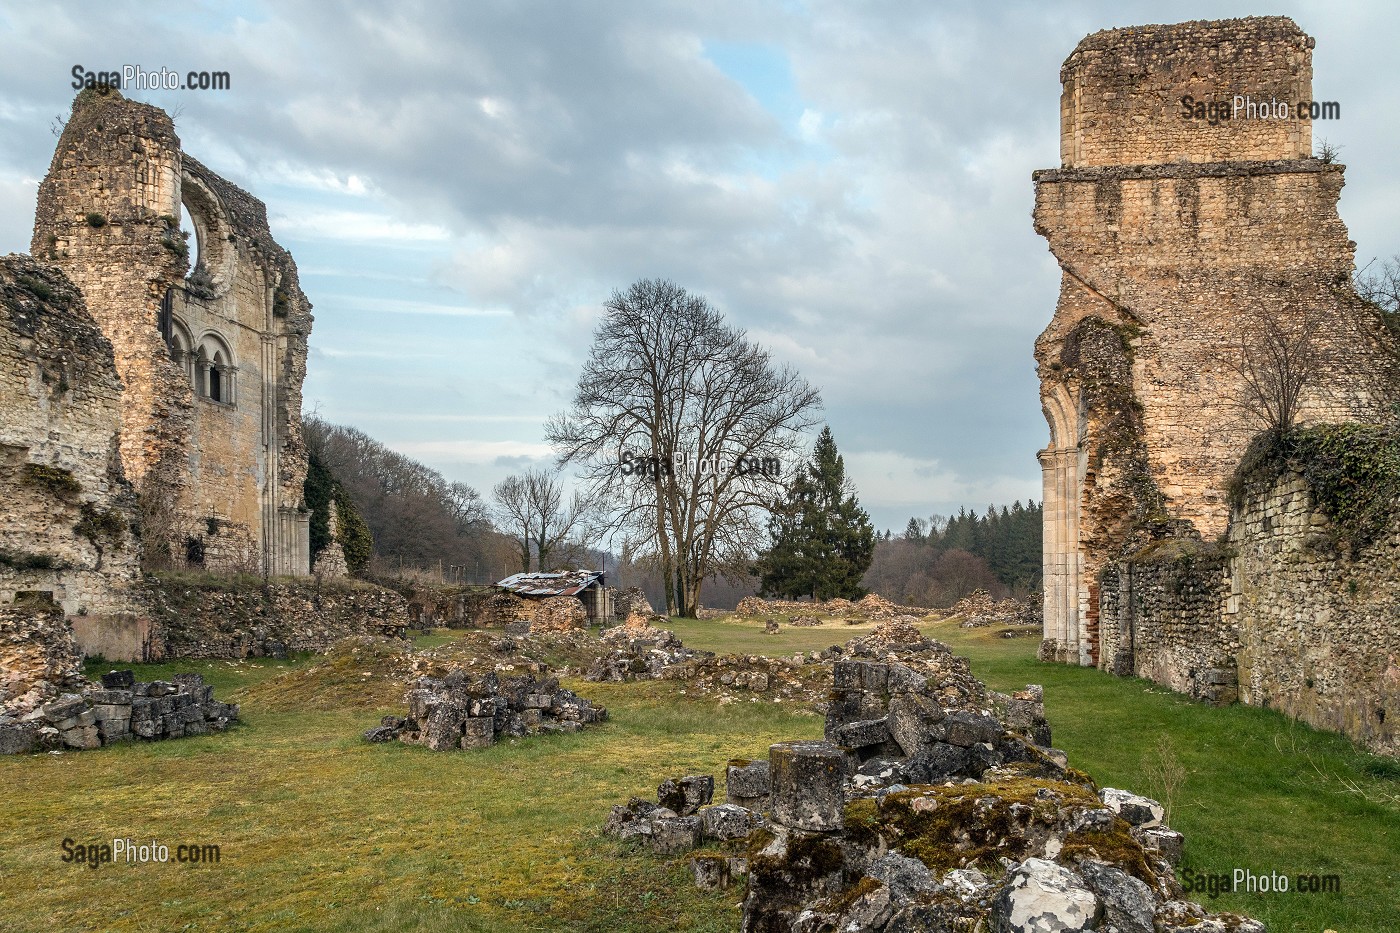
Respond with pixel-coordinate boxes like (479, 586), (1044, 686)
(371, 579), (495, 629)
(1093, 464), (1400, 754)
(147, 574), (410, 659)
(1230, 471), (1400, 755)
(365, 670), (606, 750)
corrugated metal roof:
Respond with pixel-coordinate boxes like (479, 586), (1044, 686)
(496, 570), (604, 598)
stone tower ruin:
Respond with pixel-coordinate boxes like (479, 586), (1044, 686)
(31, 87), (313, 577)
(1034, 18), (1389, 666)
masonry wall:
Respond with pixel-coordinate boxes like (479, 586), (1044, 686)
(146, 576), (410, 660)
(1034, 18), (1391, 666)
(1060, 16), (1312, 168)
(1228, 472), (1400, 755)
(1097, 544), (1238, 704)
(0, 255), (141, 632)
(31, 87), (312, 578)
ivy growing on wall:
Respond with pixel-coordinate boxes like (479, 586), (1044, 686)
(1231, 424), (1400, 554)
(304, 450), (373, 575)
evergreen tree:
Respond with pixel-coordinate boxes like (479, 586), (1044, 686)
(755, 426), (876, 599)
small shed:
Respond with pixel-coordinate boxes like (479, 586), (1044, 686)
(495, 570), (613, 623)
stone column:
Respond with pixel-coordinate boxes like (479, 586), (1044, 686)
(1039, 445), (1082, 662)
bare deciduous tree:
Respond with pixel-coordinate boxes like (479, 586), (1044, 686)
(547, 279), (822, 617)
(491, 469), (595, 573)
(1228, 308), (1320, 434)
(1355, 256), (1400, 316)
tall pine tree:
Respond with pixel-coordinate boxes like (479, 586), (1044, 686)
(755, 426), (875, 599)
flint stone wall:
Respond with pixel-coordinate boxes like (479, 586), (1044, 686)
(1229, 471), (1400, 755)
(147, 575), (410, 660)
(1096, 544), (1238, 704)
(1097, 465), (1400, 753)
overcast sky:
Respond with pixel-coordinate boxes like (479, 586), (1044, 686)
(2, 1), (1396, 533)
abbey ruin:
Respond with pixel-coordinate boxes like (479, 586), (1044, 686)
(1036, 17), (1399, 753)
(1, 88), (398, 675)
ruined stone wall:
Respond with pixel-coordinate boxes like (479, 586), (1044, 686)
(31, 87), (311, 577)
(1060, 16), (1312, 168)
(0, 255), (141, 632)
(146, 575), (410, 660)
(1035, 18), (1391, 666)
(1227, 471), (1400, 755)
(30, 87), (190, 499)
(1096, 543), (1238, 704)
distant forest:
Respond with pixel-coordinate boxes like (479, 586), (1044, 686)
(860, 503), (1043, 608)
(305, 414), (1040, 611)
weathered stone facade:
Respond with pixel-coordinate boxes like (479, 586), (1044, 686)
(1035, 18), (1391, 667)
(0, 255), (142, 633)
(31, 86), (312, 580)
(1095, 463), (1400, 755)
(1227, 470), (1399, 753)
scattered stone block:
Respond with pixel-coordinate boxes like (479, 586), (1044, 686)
(0, 722), (38, 755)
(770, 740), (846, 831)
(100, 670), (135, 689)
(658, 775), (714, 816)
(699, 803), (762, 841)
(649, 816), (700, 855)
(726, 758), (770, 808)
(944, 710), (1002, 747)
(992, 858), (1098, 933)
(1100, 788), (1164, 827)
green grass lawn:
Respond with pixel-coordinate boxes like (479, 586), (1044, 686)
(0, 616), (1395, 932)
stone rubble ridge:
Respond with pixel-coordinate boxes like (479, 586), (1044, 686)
(602, 653), (1263, 933)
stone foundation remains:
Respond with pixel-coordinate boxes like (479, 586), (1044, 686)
(1, 669), (238, 755)
(365, 670), (606, 750)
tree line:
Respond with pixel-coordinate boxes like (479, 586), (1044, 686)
(860, 502), (1043, 608)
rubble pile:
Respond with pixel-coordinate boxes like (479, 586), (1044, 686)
(734, 594), (933, 623)
(528, 596), (588, 633)
(953, 589), (1042, 629)
(663, 653), (833, 706)
(610, 586), (654, 619)
(0, 670), (239, 755)
(586, 615), (710, 682)
(240, 630), (606, 712)
(365, 669), (606, 750)
(601, 653), (1263, 933)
